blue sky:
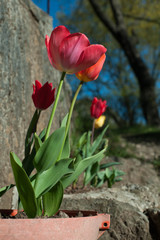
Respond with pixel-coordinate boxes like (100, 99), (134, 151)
(32, 0), (77, 27)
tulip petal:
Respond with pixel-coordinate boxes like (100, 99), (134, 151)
(37, 82), (52, 109)
(75, 45), (107, 73)
(49, 26), (70, 70)
(35, 80), (42, 90)
(32, 81), (56, 110)
(86, 54), (106, 80)
(45, 35), (56, 68)
(59, 33), (90, 73)
(47, 87), (56, 108)
(32, 81), (42, 105)
(76, 54), (106, 82)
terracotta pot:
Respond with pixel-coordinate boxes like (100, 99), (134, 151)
(0, 209), (110, 240)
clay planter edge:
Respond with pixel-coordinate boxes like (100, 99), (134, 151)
(0, 209), (110, 240)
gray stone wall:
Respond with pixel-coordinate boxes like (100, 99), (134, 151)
(0, 0), (71, 208)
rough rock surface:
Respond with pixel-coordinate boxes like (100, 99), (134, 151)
(62, 184), (160, 239)
(0, 0), (71, 208)
(145, 208), (160, 239)
(109, 156), (160, 187)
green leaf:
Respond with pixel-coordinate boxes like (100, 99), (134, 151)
(100, 162), (121, 169)
(115, 170), (125, 177)
(22, 147), (36, 176)
(78, 132), (87, 148)
(25, 109), (41, 157)
(34, 158), (73, 198)
(43, 181), (63, 217)
(96, 171), (106, 187)
(34, 127), (65, 172)
(34, 133), (43, 152)
(86, 131), (91, 157)
(62, 149), (106, 189)
(60, 114), (70, 159)
(74, 133), (88, 167)
(39, 128), (47, 142)
(10, 152), (37, 218)
(96, 180), (104, 188)
(36, 198), (43, 216)
(0, 184), (15, 197)
(115, 177), (123, 182)
(83, 165), (92, 186)
(105, 168), (116, 188)
(97, 170), (106, 180)
(60, 133), (70, 159)
(84, 162), (100, 186)
(57, 114), (70, 160)
(105, 168), (113, 178)
(22, 129), (46, 176)
(90, 125), (109, 155)
(61, 113), (69, 127)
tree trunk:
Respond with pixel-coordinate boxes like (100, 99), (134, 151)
(116, 29), (160, 125)
(89, 0), (160, 125)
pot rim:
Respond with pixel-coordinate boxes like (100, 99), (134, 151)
(0, 209), (110, 239)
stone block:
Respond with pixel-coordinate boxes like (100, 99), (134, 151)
(0, 0), (71, 208)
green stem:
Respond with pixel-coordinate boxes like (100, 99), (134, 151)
(58, 81), (83, 160)
(45, 72), (66, 141)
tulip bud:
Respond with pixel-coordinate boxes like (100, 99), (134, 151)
(90, 97), (107, 119)
(32, 80), (56, 110)
(94, 115), (106, 129)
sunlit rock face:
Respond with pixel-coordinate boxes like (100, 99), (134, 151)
(0, 0), (71, 208)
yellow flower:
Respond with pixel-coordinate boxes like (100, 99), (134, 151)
(94, 115), (106, 129)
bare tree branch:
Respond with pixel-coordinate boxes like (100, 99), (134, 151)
(151, 49), (160, 79)
(123, 13), (160, 25)
(89, 0), (117, 36)
(109, 0), (125, 28)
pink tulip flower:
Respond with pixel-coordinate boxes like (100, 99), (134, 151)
(45, 25), (107, 74)
(90, 97), (107, 119)
(32, 80), (56, 110)
(76, 54), (106, 82)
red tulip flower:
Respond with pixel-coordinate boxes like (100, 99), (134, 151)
(76, 54), (106, 82)
(32, 80), (56, 110)
(45, 25), (106, 74)
(90, 97), (107, 119)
